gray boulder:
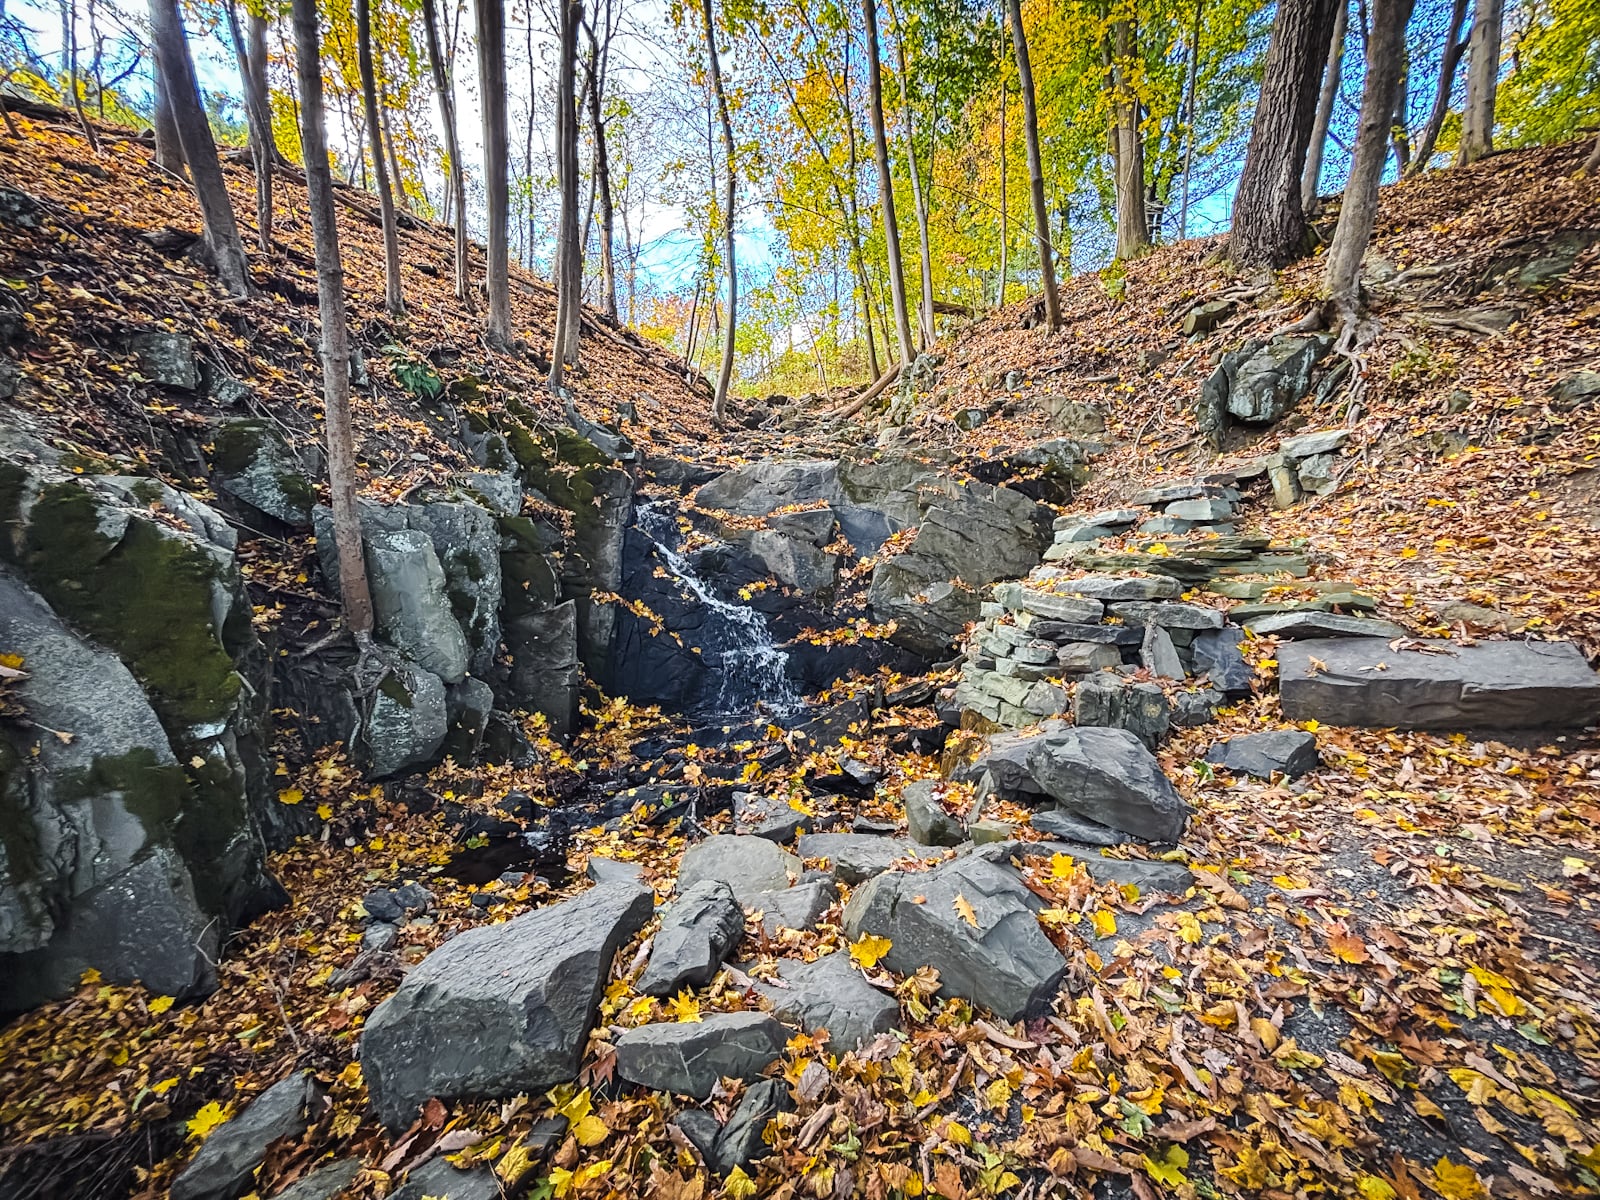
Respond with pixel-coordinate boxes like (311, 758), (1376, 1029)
(1243, 610), (1406, 640)
(171, 1073), (323, 1200)
(615, 1012), (789, 1099)
(1030, 810), (1128, 846)
(402, 501), (504, 680)
(269, 1159), (362, 1200)
(1059, 574), (1180, 601)
(868, 553), (980, 657)
(952, 726), (1056, 799)
(365, 659), (447, 779)
(638, 880), (745, 997)
(362, 882), (655, 1127)
(677, 836), (803, 906)
(796, 833), (938, 884)
(1140, 624), (1185, 679)
(753, 879), (835, 937)
(211, 420), (316, 527)
(843, 855), (1066, 1021)
(1171, 686), (1225, 727)
(503, 599), (580, 739)
(390, 1158), (501, 1200)
(364, 529), (471, 684)
(1278, 637), (1600, 729)
(758, 952), (900, 1051)
(711, 1078), (793, 1173)
(1206, 730), (1320, 779)
(903, 780), (965, 847)
(1072, 672), (1170, 749)
(130, 329), (199, 391)
(1225, 335), (1334, 424)
(994, 582), (1104, 623)
(1191, 626), (1253, 697)
(1024, 727), (1190, 842)
(695, 460), (842, 515)
(1108, 600), (1224, 630)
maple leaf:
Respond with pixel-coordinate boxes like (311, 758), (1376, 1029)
(1432, 1158), (1486, 1200)
(666, 991), (702, 1022)
(953, 893), (979, 928)
(724, 1167), (757, 1198)
(1091, 909), (1117, 938)
(1329, 929), (1371, 963)
(147, 995), (175, 1014)
(185, 1100), (231, 1141)
(277, 787), (304, 805)
(1143, 1145), (1190, 1185)
(849, 933), (893, 969)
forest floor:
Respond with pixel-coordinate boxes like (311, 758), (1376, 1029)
(1, 112), (1599, 1200)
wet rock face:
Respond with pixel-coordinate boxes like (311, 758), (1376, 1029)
(211, 419), (317, 528)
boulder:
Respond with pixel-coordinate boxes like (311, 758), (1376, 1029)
(638, 880), (745, 997)
(735, 516), (839, 594)
(442, 677), (494, 763)
(1225, 335), (1334, 424)
(269, 1159), (362, 1200)
(363, 529), (471, 684)
(615, 1012), (789, 1099)
(502, 599), (580, 739)
(1072, 672), (1170, 749)
(1026, 843), (1195, 894)
(1030, 809), (1128, 846)
(868, 554), (980, 657)
(734, 792), (810, 843)
(994, 583), (1104, 623)
(401, 500), (504, 679)
(365, 660), (447, 780)
(797, 833), (939, 884)
(1140, 625), (1185, 679)
(1024, 727), (1190, 842)
(211, 420), (316, 527)
(952, 726), (1054, 799)
(1278, 638), (1600, 729)
(1171, 686), (1225, 727)
(695, 460), (843, 516)
(586, 856), (644, 886)
(710, 1078), (793, 1173)
(753, 879), (835, 937)
(1055, 573), (1181, 601)
(1108, 601), (1224, 630)
(758, 952), (900, 1051)
(677, 836), (803, 906)
(171, 1073), (323, 1200)
(390, 1158), (501, 1200)
(843, 855), (1066, 1021)
(1190, 626), (1253, 697)
(903, 780), (965, 847)
(1552, 370), (1600, 410)
(1206, 730), (1320, 779)
(362, 882), (655, 1127)
(130, 329), (199, 391)
(1243, 610), (1406, 640)
(1280, 428), (1350, 459)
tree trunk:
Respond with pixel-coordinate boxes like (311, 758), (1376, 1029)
(291, 0), (374, 638)
(475, 0), (513, 349)
(1389, 44), (1411, 175)
(550, 0), (582, 386)
(422, 0), (471, 306)
(1456, 0), (1501, 165)
(357, 0), (405, 317)
(1178, 0), (1203, 238)
(380, 82), (411, 213)
(1585, 132), (1600, 176)
(888, 0), (935, 348)
(998, 73), (1007, 305)
(1230, 0), (1340, 266)
(700, 0), (737, 422)
(1301, 0), (1346, 210)
(151, 41), (186, 173)
(148, 0), (251, 297)
(1325, 0), (1415, 328)
(222, 1), (273, 250)
(1006, 0), (1060, 330)
(585, 20), (618, 320)
(1407, 0), (1469, 175)
(862, 0), (915, 366)
(1109, 15), (1150, 259)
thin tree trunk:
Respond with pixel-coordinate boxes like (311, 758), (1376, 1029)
(1389, 45), (1411, 174)
(1178, 0), (1203, 237)
(1585, 133), (1600, 176)
(149, 0), (251, 296)
(888, 0), (935, 347)
(224, 0), (274, 251)
(291, 0), (374, 638)
(422, 0), (471, 306)
(357, 0), (405, 317)
(551, 0), (582, 383)
(1325, 0), (1415, 329)
(1301, 0), (1346, 210)
(1005, 0), (1060, 330)
(475, 0), (513, 349)
(1456, 0), (1501, 165)
(700, 0), (737, 421)
(998, 71), (1008, 305)
(380, 82), (411, 213)
(1109, 15), (1150, 258)
(66, 0), (102, 152)
(585, 21), (618, 319)
(863, 0), (915, 364)
(1407, 0), (1469, 175)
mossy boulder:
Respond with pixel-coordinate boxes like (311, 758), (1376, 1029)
(211, 418), (318, 528)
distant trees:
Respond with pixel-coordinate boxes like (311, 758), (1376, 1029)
(1407, 0), (1470, 174)
(221, 0), (276, 251)
(420, 0), (471, 306)
(1005, 0), (1060, 330)
(700, 0), (737, 421)
(356, 0), (405, 317)
(1301, 0), (1346, 210)
(862, 0), (916, 365)
(550, 0), (582, 390)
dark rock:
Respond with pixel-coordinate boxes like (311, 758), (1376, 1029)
(362, 923), (400, 952)
(269, 1159), (362, 1200)
(735, 792), (810, 843)
(1024, 727), (1190, 842)
(1055, 573), (1181, 601)
(868, 553), (980, 657)
(1023, 843), (1195, 894)
(361, 889), (405, 924)
(712, 1078), (794, 1173)
(1108, 600), (1224, 630)
(1243, 610), (1406, 639)
(1029, 619), (1143, 646)
(1072, 672), (1170, 749)
(1280, 428), (1350, 459)
(1030, 810), (1128, 845)
(638, 880), (745, 997)
(695, 460), (842, 515)
(1182, 299), (1234, 336)
(758, 953), (899, 1052)
(502, 600), (580, 739)
(364, 658), (447, 779)
(390, 1158), (501, 1200)
(993, 582), (1104, 623)
(615, 1012), (789, 1099)
(1224, 335), (1334, 424)
(586, 856), (645, 886)
(753, 879), (835, 937)
(211, 420), (316, 527)
(130, 330), (199, 391)
(1191, 626), (1253, 697)
(1552, 370), (1600, 410)
(171, 1073), (323, 1200)
(1171, 686), (1225, 727)
(951, 726), (1054, 799)
(1140, 624), (1186, 679)
(903, 780), (965, 847)
(797, 833), (938, 884)
(1206, 730), (1320, 779)
(442, 677), (494, 762)
(673, 1108), (723, 1163)
(677, 836), (803, 906)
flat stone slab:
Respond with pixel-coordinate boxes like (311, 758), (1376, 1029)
(1206, 730), (1320, 779)
(1108, 600), (1225, 630)
(1056, 573), (1181, 601)
(758, 953), (900, 1052)
(752, 879), (836, 937)
(615, 1012), (789, 1099)
(172, 1073), (323, 1200)
(796, 833), (941, 884)
(1243, 610), (1406, 640)
(1278, 638), (1600, 729)
(678, 836), (804, 905)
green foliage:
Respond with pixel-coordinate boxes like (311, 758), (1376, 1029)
(382, 345), (445, 401)
(1499, 0), (1600, 147)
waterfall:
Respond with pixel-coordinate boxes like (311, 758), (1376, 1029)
(635, 502), (803, 719)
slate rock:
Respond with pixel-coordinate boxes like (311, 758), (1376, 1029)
(171, 1073), (323, 1200)
(759, 952), (900, 1052)
(1206, 730), (1320, 779)
(212, 420), (316, 527)
(843, 855), (1066, 1021)
(364, 659), (448, 779)
(638, 880), (745, 997)
(1278, 637), (1600, 730)
(130, 330), (199, 391)
(672, 1110), (723, 1164)
(362, 922), (400, 952)
(390, 1158), (501, 1200)
(269, 1159), (362, 1200)
(1243, 610), (1406, 640)
(1552, 370), (1600, 409)
(735, 792), (809, 843)
(1166, 497), (1234, 522)
(1024, 727), (1190, 842)
(969, 819), (1014, 845)
(993, 582), (1104, 623)
(712, 1078), (794, 1173)
(362, 882), (655, 1127)
(1226, 335), (1333, 424)
(1024, 843), (1195, 894)
(1057, 643), (1121, 673)
(1030, 809), (1128, 846)
(677, 836), (803, 906)
(869, 553), (981, 657)
(1280, 428), (1350, 459)
(1072, 672), (1170, 749)
(365, 529), (471, 684)
(1108, 601), (1225, 630)
(1140, 624), (1185, 679)
(753, 879), (836, 937)
(1191, 626), (1253, 697)
(1057, 573), (1181, 601)
(1171, 686), (1225, 727)
(587, 856), (644, 885)
(952, 726), (1055, 798)
(1030, 619), (1143, 646)
(695, 460), (842, 516)
(615, 1012), (790, 1099)
(797, 833), (938, 884)
(903, 780), (965, 847)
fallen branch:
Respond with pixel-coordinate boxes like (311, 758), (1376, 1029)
(832, 362), (902, 420)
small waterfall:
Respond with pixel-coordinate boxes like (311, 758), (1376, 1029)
(636, 502), (803, 719)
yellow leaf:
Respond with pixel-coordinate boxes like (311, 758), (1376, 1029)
(186, 1101), (232, 1141)
(1143, 1145), (1190, 1186)
(1177, 913), (1203, 944)
(725, 1166), (758, 1198)
(1050, 852), (1074, 879)
(1250, 1017), (1281, 1052)
(944, 1119), (972, 1146)
(953, 893), (979, 928)
(337, 1061), (363, 1088)
(189, 756), (206, 769)
(79, 967), (102, 985)
(667, 991), (702, 1023)
(151, 1076), (179, 1095)
(316, 803), (333, 821)
(0, 652), (23, 669)
(1091, 909), (1117, 938)
(572, 1114), (609, 1147)
(148, 995), (175, 1014)
(1372, 1051), (1411, 1085)
(1432, 1157), (1485, 1200)
(1329, 929), (1370, 964)
(497, 1141), (536, 1185)
(277, 787), (304, 805)
(1356, 1175), (1397, 1200)
(368, 836), (385, 850)
(849, 933), (893, 970)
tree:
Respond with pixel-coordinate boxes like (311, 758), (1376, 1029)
(1005, 0), (1060, 330)
(863, 0), (916, 366)
(1408, 0), (1471, 174)
(887, 0), (935, 347)
(550, 0), (582, 389)
(585, 0), (619, 320)
(222, 0), (276, 251)
(357, 0), (405, 317)
(421, 0), (471, 306)
(290, 0), (374, 639)
(1325, 0), (1415, 332)
(699, 0), (737, 421)
(1107, 8), (1151, 259)
(474, 0), (514, 349)
(147, 0), (252, 297)
(1457, 0), (1502, 165)
(1177, 0), (1204, 237)
(1228, 0), (1340, 267)
(1301, 0), (1346, 209)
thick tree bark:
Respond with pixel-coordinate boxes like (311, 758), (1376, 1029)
(422, 0), (471, 306)
(290, 0), (374, 638)
(1407, 0), (1469, 175)
(1230, 0), (1340, 266)
(1006, 0), (1060, 330)
(862, 0), (916, 365)
(474, 0), (513, 349)
(148, 0), (251, 296)
(1178, 0), (1204, 238)
(357, 0), (405, 317)
(1108, 16), (1150, 259)
(585, 17), (618, 320)
(1325, 0), (1416, 329)
(151, 47), (185, 173)
(550, 0), (582, 385)
(1302, 0), (1346, 210)
(1457, 0), (1501, 165)
(700, 0), (737, 422)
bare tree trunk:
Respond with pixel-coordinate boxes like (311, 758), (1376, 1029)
(888, 0), (935, 348)
(1301, 0), (1346, 210)
(380, 82), (411, 213)
(65, 0), (102, 152)
(149, 0), (251, 297)
(223, 0), (275, 251)
(151, 44), (186, 173)
(585, 14), (618, 320)
(998, 71), (1007, 306)
(1585, 133), (1600, 176)
(357, 0), (405, 317)
(1006, 0), (1060, 330)
(291, 0), (374, 638)
(862, 0), (915, 365)
(1178, 0), (1203, 237)
(475, 0), (513, 349)
(1407, 0), (1469, 175)
(700, 0), (737, 421)
(422, 0), (471, 306)
(1109, 15), (1150, 258)
(1389, 45), (1411, 175)
(1325, 0), (1415, 330)
(1456, 0), (1501, 165)
(550, 0), (582, 386)
(1230, 0), (1339, 266)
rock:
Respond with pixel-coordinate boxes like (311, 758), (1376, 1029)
(365, 659), (447, 779)
(735, 792), (810, 843)
(269, 1159), (362, 1200)
(615, 1012), (789, 1099)
(130, 330), (199, 391)
(586, 856), (644, 885)
(711, 1078), (794, 1173)
(969, 819), (1014, 844)
(868, 554), (980, 657)
(171, 1074), (323, 1200)
(211, 420), (316, 527)
(1055, 574), (1181, 601)
(1047, 398), (1108, 436)
(1182, 299), (1234, 336)
(362, 923), (399, 952)
(1280, 428), (1350, 459)
(1295, 452), (1337, 494)
(1072, 672), (1170, 749)
(1267, 456), (1302, 508)
(903, 780), (965, 847)
(843, 855), (1066, 1021)
(390, 1158), (501, 1200)
(401, 500), (504, 679)
(1243, 611), (1407, 639)
(910, 482), (1049, 586)
(1278, 637), (1600, 730)
(1171, 686), (1225, 727)
(953, 726), (1053, 798)
(1024, 727), (1190, 842)
(362, 882), (655, 1127)
(753, 879), (835, 937)
(797, 833), (938, 884)
(1225, 335), (1334, 424)
(458, 470), (523, 517)
(1206, 730), (1320, 779)
(735, 514), (839, 594)
(1140, 624), (1185, 679)
(1030, 809), (1128, 845)
(443, 677), (494, 762)
(1552, 370), (1600, 410)
(1108, 600), (1224, 630)
(994, 582), (1104, 623)
(359, 528), (471, 684)
(638, 880), (745, 997)
(678, 836), (804, 906)
(695, 460), (842, 515)
(1190, 627), (1253, 697)
(1030, 844), (1195, 894)
(502, 599), (580, 739)
(1166, 497), (1234, 522)
(954, 407), (987, 430)
(759, 953), (900, 1051)
(1424, 600), (1528, 634)
(672, 1109), (723, 1164)
(1050, 643), (1117, 675)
